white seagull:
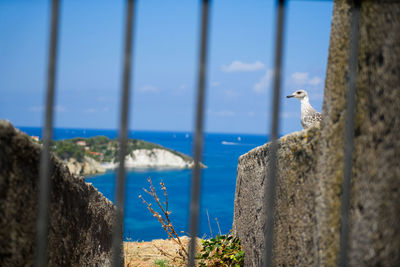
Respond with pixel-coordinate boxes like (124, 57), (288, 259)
(286, 89), (322, 129)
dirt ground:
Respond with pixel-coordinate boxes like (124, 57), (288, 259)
(124, 236), (202, 267)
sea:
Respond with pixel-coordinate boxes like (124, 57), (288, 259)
(19, 127), (267, 241)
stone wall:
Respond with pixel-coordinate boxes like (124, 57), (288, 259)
(316, 0), (400, 265)
(233, 0), (400, 266)
(233, 128), (320, 266)
(0, 121), (115, 266)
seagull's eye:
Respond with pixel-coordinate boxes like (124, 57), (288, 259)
(296, 92), (301, 94)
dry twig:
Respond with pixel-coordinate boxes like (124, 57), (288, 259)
(139, 177), (189, 263)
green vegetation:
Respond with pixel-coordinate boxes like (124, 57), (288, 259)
(49, 136), (191, 164)
(51, 140), (85, 162)
(154, 259), (173, 267)
(140, 177), (244, 266)
(197, 234), (244, 267)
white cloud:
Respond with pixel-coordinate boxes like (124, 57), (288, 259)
(280, 112), (298, 119)
(253, 69), (274, 93)
(309, 92), (324, 101)
(175, 84), (188, 94)
(221, 60), (265, 72)
(247, 111), (255, 117)
(211, 81), (221, 87)
(291, 72), (308, 85)
(290, 72), (323, 86)
(223, 89), (239, 98)
(309, 76), (323, 86)
(55, 105), (66, 112)
(172, 84), (189, 96)
(96, 96), (106, 102)
(208, 109), (235, 117)
(139, 85), (159, 93)
(216, 110), (235, 117)
(84, 108), (97, 113)
(28, 106), (44, 112)
(28, 105), (66, 112)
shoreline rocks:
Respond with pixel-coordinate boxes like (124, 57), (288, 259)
(45, 136), (204, 176)
(65, 148), (203, 176)
(65, 156), (106, 176)
(101, 148), (201, 171)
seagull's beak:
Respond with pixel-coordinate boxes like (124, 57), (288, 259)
(286, 94), (294, 98)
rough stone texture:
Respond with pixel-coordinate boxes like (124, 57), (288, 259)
(314, 1), (352, 265)
(0, 121), (115, 266)
(233, 0), (400, 266)
(316, 1), (400, 266)
(233, 127), (320, 266)
(348, 1), (400, 264)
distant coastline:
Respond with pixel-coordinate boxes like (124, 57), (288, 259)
(36, 136), (203, 176)
(18, 125), (267, 241)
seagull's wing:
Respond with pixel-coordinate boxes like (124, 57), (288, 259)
(313, 112), (322, 122)
(302, 111), (322, 128)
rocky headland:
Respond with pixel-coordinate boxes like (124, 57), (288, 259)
(46, 136), (201, 176)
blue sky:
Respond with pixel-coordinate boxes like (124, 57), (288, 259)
(0, 0), (333, 135)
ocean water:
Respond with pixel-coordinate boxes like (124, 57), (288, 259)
(19, 127), (267, 241)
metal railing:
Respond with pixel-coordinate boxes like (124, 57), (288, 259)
(339, 1), (360, 267)
(34, 0), (60, 265)
(111, 0), (136, 265)
(34, 0), (359, 266)
(263, 0), (286, 266)
(188, 0), (211, 266)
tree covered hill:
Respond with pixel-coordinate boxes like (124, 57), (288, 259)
(49, 136), (193, 164)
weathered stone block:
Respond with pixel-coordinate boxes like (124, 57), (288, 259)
(233, 1), (400, 266)
(316, 1), (400, 265)
(0, 121), (115, 266)
(233, 127), (320, 266)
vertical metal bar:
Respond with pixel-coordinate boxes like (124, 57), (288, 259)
(34, 0), (60, 266)
(112, 0), (135, 266)
(339, 1), (360, 266)
(188, 0), (211, 266)
(263, 0), (286, 266)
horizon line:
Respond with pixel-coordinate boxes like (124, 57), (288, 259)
(15, 124), (277, 137)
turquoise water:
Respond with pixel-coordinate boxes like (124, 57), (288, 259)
(19, 127), (266, 241)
